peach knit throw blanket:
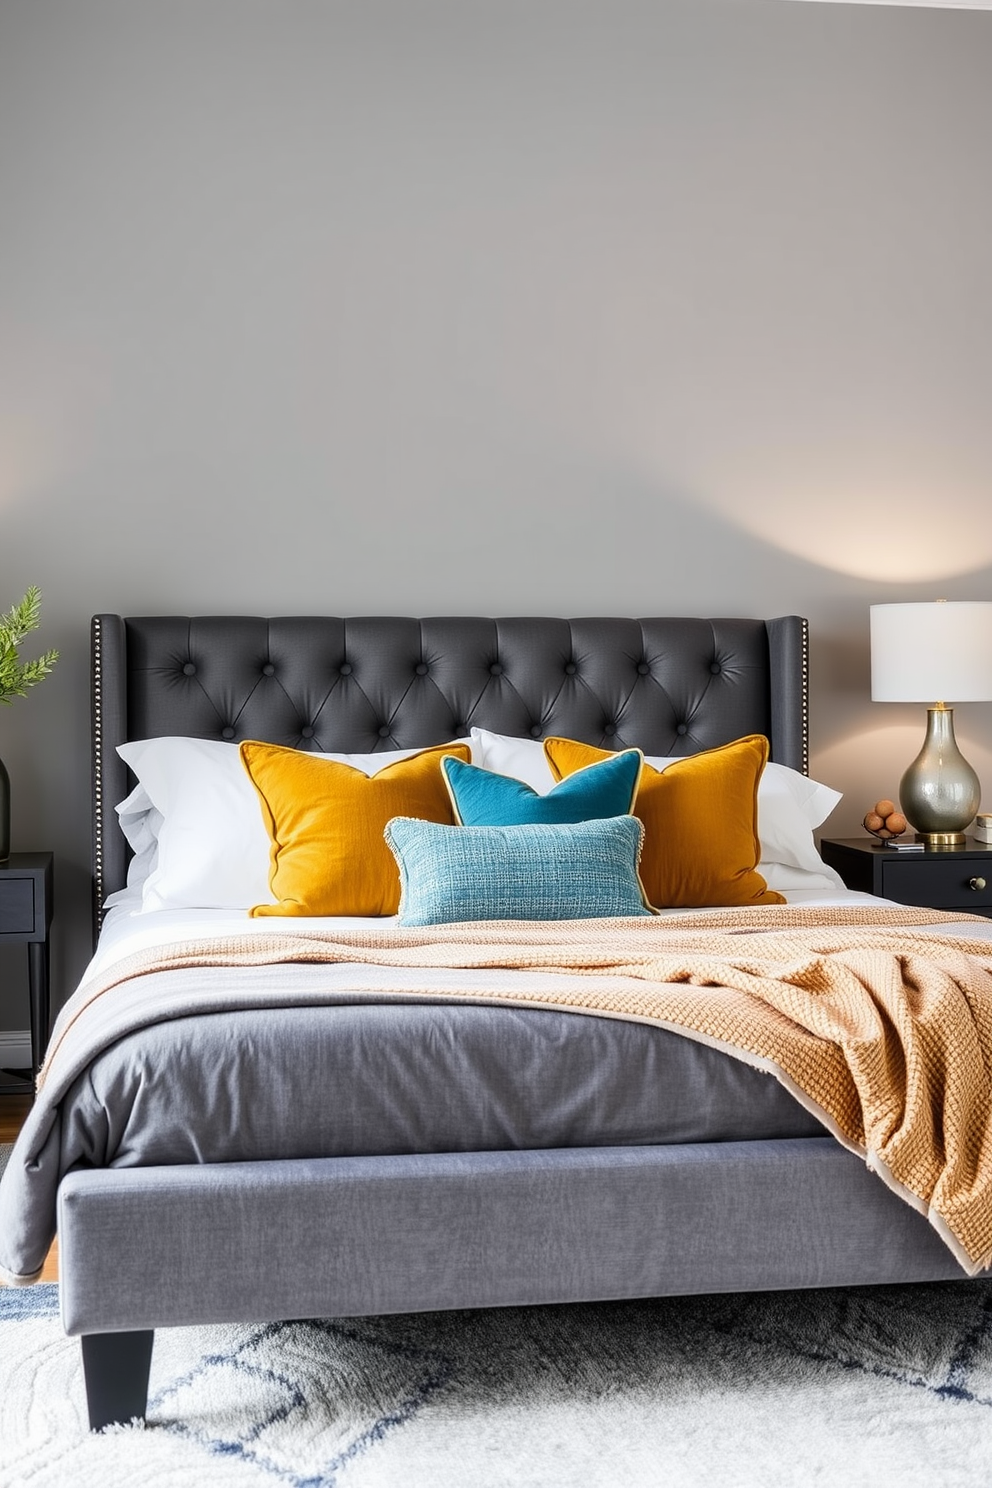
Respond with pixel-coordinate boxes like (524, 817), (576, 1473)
(42, 904), (992, 1273)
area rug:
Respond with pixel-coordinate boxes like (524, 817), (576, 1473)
(3, 1280), (992, 1488)
(0, 1143), (13, 1183)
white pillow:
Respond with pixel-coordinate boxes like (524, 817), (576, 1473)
(117, 738), (273, 910)
(468, 728), (843, 887)
(733, 759), (842, 882)
(759, 860), (845, 894)
(115, 781), (162, 860)
(468, 729), (557, 793)
(102, 783), (166, 908)
(114, 736), (471, 912)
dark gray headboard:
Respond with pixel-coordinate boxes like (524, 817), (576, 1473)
(91, 613), (808, 933)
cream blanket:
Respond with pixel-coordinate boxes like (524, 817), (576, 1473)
(38, 902), (992, 1274)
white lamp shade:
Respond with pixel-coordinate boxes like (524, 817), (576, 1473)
(870, 601), (992, 703)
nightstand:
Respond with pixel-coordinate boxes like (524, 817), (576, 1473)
(820, 837), (992, 919)
(0, 852), (54, 1082)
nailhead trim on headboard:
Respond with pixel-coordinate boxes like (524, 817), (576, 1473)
(92, 613), (105, 932)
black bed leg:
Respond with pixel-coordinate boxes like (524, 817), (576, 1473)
(81, 1330), (155, 1431)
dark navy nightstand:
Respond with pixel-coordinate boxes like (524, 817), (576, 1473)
(0, 852), (54, 1083)
(820, 837), (992, 919)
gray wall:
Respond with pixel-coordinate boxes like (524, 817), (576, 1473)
(1, 0), (991, 1028)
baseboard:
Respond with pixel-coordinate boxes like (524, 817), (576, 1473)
(0, 1030), (32, 1094)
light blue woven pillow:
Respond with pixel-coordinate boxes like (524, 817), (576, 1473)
(441, 748), (642, 827)
(384, 814), (653, 925)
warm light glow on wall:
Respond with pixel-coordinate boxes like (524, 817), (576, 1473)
(787, 2), (992, 9)
(700, 479), (992, 581)
(617, 461), (992, 582)
(615, 360), (992, 583)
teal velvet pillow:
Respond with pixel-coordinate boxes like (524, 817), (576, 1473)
(441, 748), (642, 826)
(384, 814), (652, 925)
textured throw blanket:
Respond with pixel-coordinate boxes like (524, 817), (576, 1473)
(30, 902), (992, 1276)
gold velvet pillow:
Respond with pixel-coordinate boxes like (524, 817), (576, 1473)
(543, 734), (784, 909)
(241, 740), (471, 917)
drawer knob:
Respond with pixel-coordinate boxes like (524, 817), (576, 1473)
(969, 877), (987, 891)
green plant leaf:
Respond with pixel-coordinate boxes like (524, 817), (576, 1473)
(0, 587), (59, 704)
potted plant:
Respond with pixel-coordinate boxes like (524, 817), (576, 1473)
(0, 586), (59, 861)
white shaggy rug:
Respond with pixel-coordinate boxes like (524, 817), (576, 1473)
(3, 1281), (992, 1487)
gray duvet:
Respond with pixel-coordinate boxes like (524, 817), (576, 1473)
(0, 959), (823, 1284)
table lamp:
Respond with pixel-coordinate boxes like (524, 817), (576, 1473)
(870, 601), (992, 846)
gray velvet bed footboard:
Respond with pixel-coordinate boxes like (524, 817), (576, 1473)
(60, 1141), (969, 1429)
(62, 1140), (966, 1334)
(71, 609), (949, 1432)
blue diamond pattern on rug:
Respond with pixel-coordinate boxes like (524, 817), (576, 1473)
(703, 1283), (992, 1408)
(6, 1285), (992, 1487)
(151, 1319), (455, 1485)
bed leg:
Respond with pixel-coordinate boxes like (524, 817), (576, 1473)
(81, 1330), (155, 1431)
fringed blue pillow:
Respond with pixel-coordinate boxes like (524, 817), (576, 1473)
(384, 814), (653, 925)
(441, 748), (642, 826)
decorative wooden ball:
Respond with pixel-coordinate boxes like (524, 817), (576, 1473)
(863, 799), (909, 841)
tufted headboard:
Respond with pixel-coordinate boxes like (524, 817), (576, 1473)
(91, 613), (809, 935)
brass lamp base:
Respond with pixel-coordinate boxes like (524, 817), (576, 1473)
(914, 831), (967, 849)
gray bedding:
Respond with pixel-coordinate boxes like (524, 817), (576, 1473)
(60, 997), (824, 1167)
(0, 977), (824, 1283)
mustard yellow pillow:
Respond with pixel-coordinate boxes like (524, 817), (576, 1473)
(240, 740), (471, 917)
(543, 734), (784, 910)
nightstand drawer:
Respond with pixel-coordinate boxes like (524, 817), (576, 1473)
(0, 877), (35, 934)
(881, 859), (992, 913)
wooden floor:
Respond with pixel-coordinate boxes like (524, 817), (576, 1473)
(0, 1092), (59, 1283)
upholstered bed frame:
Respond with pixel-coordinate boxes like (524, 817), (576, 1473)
(64, 613), (967, 1431)
(91, 614), (811, 919)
